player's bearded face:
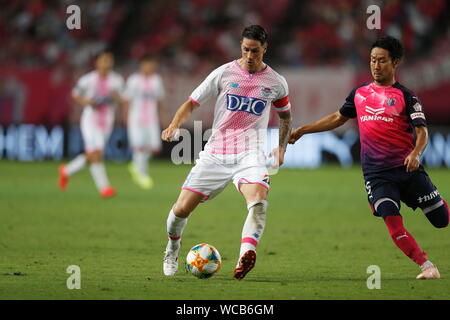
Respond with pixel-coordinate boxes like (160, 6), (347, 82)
(370, 47), (397, 84)
(240, 38), (267, 72)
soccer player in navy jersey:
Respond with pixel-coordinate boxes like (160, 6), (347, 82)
(289, 36), (448, 279)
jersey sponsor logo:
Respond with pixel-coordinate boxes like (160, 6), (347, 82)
(226, 94), (267, 116)
(260, 86), (272, 97)
(365, 106), (385, 115)
(360, 115), (393, 123)
(410, 112), (425, 120)
(386, 98), (397, 106)
(412, 102), (422, 112)
(417, 190), (440, 204)
(365, 181), (373, 199)
(231, 83), (239, 88)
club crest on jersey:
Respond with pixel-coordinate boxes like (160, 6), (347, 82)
(386, 98), (396, 106)
(226, 94), (267, 116)
(260, 86), (272, 97)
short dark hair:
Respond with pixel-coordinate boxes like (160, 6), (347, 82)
(95, 50), (113, 60)
(140, 54), (156, 63)
(242, 25), (268, 45)
(371, 36), (403, 62)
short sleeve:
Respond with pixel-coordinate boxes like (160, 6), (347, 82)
(272, 75), (291, 113)
(339, 87), (358, 118)
(72, 75), (88, 97)
(189, 64), (226, 106)
(405, 92), (427, 127)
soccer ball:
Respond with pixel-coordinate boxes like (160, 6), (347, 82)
(185, 243), (222, 279)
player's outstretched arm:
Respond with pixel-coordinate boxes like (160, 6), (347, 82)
(404, 125), (428, 172)
(288, 111), (349, 144)
(161, 99), (197, 142)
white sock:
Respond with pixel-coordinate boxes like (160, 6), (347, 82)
(166, 209), (188, 250)
(421, 260), (433, 269)
(65, 154), (86, 176)
(89, 162), (110, 191)
(133, 151), (149, 177)
(239, 200), (267, 257)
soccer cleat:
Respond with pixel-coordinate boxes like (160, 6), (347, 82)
(128, 163), (154, 189)
(416, 263), (441, 280)
(233, 250), (256, 280)
(140, 175), (154, 189)
(100, 186), (116, 199)
(163, 241), (180, 276)
(58, 164), (69, 190)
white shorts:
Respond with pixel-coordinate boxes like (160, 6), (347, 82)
(182, 151), (270, 202)
(80, 107), (114, 152)
(128, 121), (162, 152)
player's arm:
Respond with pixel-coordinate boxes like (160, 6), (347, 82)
(289, 111), (349, 144)
(161, 99), (197, 142)
(72, 93), (94, 106)
(268, 110), (292, 167)
(404, 125), (428, 172)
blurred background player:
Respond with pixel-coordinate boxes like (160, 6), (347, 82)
(123, 56), (165, 189)
(161, 25), (292, 280)
(289, 36), (449, 280)
(59, 51), (125, 198)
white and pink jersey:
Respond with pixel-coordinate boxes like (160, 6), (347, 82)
(72, 70), (124, 132)
(189, 60), (291, 155)
(124, 73), (165, 127)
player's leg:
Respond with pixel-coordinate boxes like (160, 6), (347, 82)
(84, 119), (116, 198)
(409, 169), (450, 229)
(368, 174), (439, 279)
(146, 124), (163, 184)
(232, 159), (270, 280)
(163, 152), (230, 276)
(128, 122), (153, 189)
(58, 153), (87, 190)
(423, 199), (449, 229)
(163, 189), (204, 276)
(86, 149), (115, 198)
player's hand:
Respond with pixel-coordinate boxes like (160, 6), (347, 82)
(288, 128), (303, 144)
(268, 146), (286, 168)
(404, 151), (420, 172)
(161, 124), (180, 142)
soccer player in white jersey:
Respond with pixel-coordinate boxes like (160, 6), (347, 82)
(123, 56), (165, 189)
(161, 25), (292, 280)
(58, 51), (124, 198)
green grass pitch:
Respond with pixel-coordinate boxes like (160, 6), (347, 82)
(1, 160), (449, 299)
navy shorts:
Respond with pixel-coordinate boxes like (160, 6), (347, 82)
(364, 165), (442, 217)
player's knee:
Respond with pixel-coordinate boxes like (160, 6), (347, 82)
(375, 198), (400, 219)
(86, 150), (102, 163)
(424, 200), (449, 229)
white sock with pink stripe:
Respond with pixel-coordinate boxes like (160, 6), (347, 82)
(239, 200), (267, 257)
(166, 209), (188, 250)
